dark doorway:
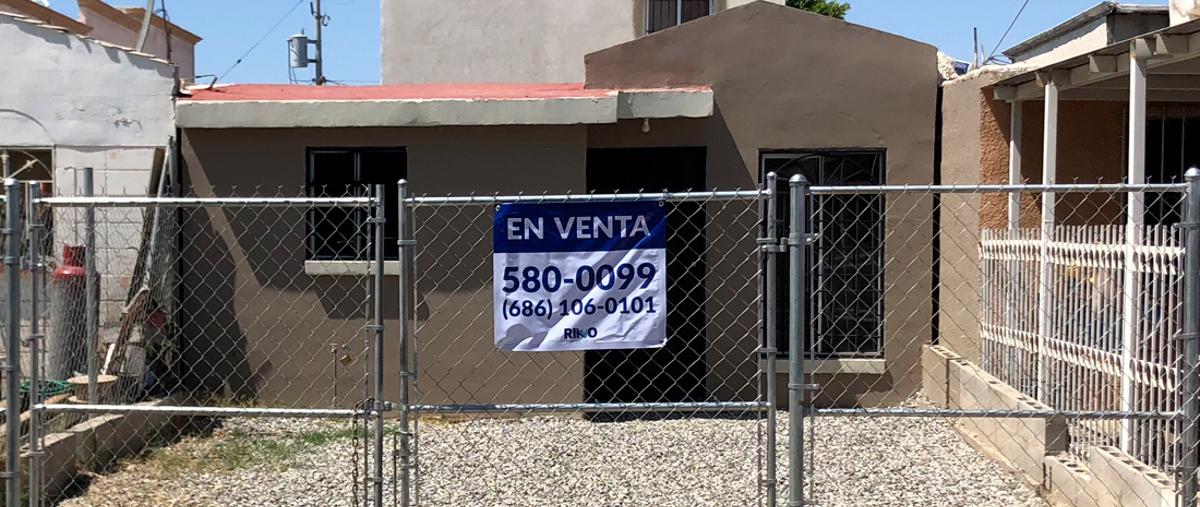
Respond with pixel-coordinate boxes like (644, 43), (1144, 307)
(584, 147), (708, 403)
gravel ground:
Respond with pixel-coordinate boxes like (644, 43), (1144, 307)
(59, 410), (1046, 507)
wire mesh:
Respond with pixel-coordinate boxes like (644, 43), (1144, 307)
(790, 183), (1193, 507)
(401, 190), (770, 506)
(18, 186), (386, 505)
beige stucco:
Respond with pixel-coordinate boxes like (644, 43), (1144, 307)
(380, 0), (783, 84)
(180, 126), (588, 407)
(584, 2), (939, 406)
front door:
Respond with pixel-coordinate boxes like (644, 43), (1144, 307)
(584, 147), (708, 404)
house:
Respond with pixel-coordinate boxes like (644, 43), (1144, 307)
(1002, 2), (1168, 66)
(935, 2), (1200, 504)
(0, 0), (198, 342)
(381, 0), (784, 83)
(175, 1), (939, 408)
(76, 0), (202, 82)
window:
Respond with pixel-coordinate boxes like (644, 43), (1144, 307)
(306, 148), (406, 261)
(762, 151), (886, 358)
(1145, 114), (1200, 225)
(647, 0), (712, 34)
(0, 148), (52, 182)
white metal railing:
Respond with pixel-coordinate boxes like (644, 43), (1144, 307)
(980, 224), (1183, 471)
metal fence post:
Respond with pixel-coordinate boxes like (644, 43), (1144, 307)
(4, 180), (21, 507)
(372, 184), (386, 507)
(1181, 168), (1200, 507)
(83, 167), (97, 404)
(27, 184), (43, 507)
(787, 174), (809, 507)
(762, 172), (779, 507)
(396, 179), (412, 507)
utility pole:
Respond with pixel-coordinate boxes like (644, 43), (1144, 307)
(313, 0), (326, 85)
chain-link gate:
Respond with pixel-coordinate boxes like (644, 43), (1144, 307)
(783, 173), (1200, 507)
(393, 181), (775, 506)
(2, 170), (396, 506)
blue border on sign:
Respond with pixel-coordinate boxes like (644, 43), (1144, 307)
(494, 201), (666, 254)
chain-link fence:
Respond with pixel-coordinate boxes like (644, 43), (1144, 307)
(1, 175), (391, 506)
(2, 170), (1199, 507)
(401, 186), (772, 506)
(784, 175), (1200, 507)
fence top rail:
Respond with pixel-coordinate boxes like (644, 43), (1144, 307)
(806, 182), (1188, 194)
(35, 196), (377, 208)
(406, 189), (767, 206)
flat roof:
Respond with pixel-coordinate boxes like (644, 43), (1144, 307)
(1003, 2), (1167, 59)
(994, 16), (1200, 103)
(177, 83), (715, 128)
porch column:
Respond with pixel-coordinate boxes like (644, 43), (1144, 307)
(1005, 101), (1023, 377)
(1037, 78), (1058, 403)
(1121, 38), (1151, 453)
(1009, 101), (1023, 229)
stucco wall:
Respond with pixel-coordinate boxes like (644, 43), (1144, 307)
(1, 13), (175, 328)
(77, 5), (197, 81)
(1008, 18), (1111, 66)
(380, 0), (783, 83)
(179, 126), (589, 407)
(585, 2), (939, 406)
(0, 16), (175, 148)
(939, 70), (1130, 363)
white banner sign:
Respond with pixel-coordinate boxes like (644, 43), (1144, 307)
(493, 201), (668, 352)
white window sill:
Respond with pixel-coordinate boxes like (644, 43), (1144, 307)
(765, 358), (887, 375)
(304, 260), (400, 276)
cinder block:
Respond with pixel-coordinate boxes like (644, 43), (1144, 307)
(949, 359), (1061, 484)
(1044, 455), (1119, 507)
(27, 395), (184, 499)
(921, 345), (959, 408)
(102, 148), (157, 172)
(1088, 446), (1176, 507)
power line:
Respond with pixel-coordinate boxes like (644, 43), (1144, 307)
(985, 0), (1032, 64)
(218, 0), (307, 82)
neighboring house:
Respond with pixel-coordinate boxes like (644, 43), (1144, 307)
(381, 0), (784, 83)
(936, 2), (1200, 503)
(77, 0), (202, 82)
(1002, 2), (1168, 66)
(176, 1), (938, 407)
(0, 0), (200, 80)
(0, 0), (194, 328)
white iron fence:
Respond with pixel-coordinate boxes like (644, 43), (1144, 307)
(981, 222), (1185, 471)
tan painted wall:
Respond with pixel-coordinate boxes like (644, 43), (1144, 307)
(380, 0), (783, 84)
(585, 2), (939, 406)
(179, 126), (588, 408)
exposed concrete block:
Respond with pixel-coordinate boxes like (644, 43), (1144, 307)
(22, 396), (183, 499)
(1044, 455), (1120, 507)
(1088, 446), (1176, 507)
(97, 168), (152, 195)
(921, 345), (959, 408)
(948, 359), (1068, 484)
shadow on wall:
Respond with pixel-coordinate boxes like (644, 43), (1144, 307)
(179, 206), (256, 401)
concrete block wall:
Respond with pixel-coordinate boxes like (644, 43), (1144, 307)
(922, 344), (1180, 507)
(53, 146), (155, 327)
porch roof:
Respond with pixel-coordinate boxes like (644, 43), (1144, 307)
(176, 83), (714, 129)
(994, 17), (1200, 102)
